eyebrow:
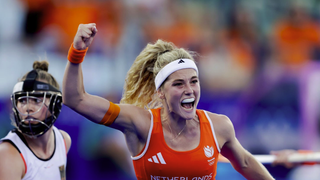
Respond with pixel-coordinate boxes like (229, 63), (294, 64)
(172, 76), (198, 82)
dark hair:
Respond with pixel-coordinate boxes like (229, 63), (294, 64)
(20, 60), (60, 89)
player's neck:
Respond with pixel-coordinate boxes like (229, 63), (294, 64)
(25, 129), (55, 158)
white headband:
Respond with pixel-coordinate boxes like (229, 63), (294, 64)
(13, 82), (23, 93)
(154, 59), (198, 90)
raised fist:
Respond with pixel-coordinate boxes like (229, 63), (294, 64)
(73, 23), (97, 50)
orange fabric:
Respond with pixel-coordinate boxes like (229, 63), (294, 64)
(143, 15), (199, 47)
(226, 38), (255, 70)
(96, 1), (123, 47)
(20, 153), (27, 174)
(132, 108), (220, 180)
(273, 21), (320, 65)
(63, 139), (67, 155)
(67, 43), (88, 64)
(99, 102), (120, 126)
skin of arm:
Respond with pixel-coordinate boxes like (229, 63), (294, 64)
(0, 142), (25, 180)
(63, 61), (150, 156)
(62, 23), (111, 124)
(209, 113), (275, 180)
(62, 23), (151, 157)
(62, 23), (143, 131)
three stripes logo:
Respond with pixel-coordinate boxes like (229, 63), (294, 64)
(148, 152), (166, 164)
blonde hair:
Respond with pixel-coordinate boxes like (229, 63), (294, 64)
(120, 39), (197, 109)
(20, 60), (60, 90)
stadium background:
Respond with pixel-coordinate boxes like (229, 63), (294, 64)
(1, 0), (320, 179)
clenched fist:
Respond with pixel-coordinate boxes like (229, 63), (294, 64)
(73, 23), (98, 50)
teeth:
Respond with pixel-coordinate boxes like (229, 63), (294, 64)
(182, 98), (195, 103)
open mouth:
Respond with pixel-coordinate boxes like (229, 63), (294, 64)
(22, 117), (39, 124)
(181, 98), (195, 109)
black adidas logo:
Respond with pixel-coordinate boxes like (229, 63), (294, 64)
(178, 59), (185, 64)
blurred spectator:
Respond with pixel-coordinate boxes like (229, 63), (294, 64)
(198, 5), (264, 94)
(42, 0), (100, 52)
(94, 1), (124, 56)
(25, 0), (125, 53)
(142, 1), (201, 48)
(270, 4), (320, 70)
(20, 0), (54, 41)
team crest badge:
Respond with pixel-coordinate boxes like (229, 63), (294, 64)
(203, 146), (214, 158)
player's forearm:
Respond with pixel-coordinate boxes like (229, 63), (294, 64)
(62, 62), (86, 109)
(236, 156), (275, 180)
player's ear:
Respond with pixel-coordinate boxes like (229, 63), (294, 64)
(157, 89), (165, 99)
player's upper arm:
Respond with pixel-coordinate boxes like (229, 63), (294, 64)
(207, 112), (235, 149)
(208, 113), (250, 169)
(72, 93), (112, 124)
(111, 104), (151, 137)
(0, 141), (25, 180)
(74, 93), (148, 134)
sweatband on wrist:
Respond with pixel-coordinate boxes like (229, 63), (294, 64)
(67, 43), (88, 64)
(154, 59), (198, 90)
(99, 102), (120, 126)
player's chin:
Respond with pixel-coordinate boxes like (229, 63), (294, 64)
(180, 107), (196, 119)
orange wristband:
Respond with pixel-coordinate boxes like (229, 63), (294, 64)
(67, 43), (88, 64)
(99, 102), (120, 126)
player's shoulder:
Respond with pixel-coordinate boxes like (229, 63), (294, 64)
(202, 110), (234, 132)
(119, 103), (151, 118)
(202, 111), (236, 144)
(0, 141), (23, 164)
(202, 110), (231, 123)
(0, 140), (20, 155)
(118, 103), (152, 128)
(0, 141), (25, 178)
(58, 130), (72, 153)
(59, 129), (70, 139)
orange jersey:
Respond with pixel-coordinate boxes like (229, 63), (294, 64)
(132, 108), (220, 180)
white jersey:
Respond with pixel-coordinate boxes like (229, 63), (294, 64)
(0, 126), (67, 180)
